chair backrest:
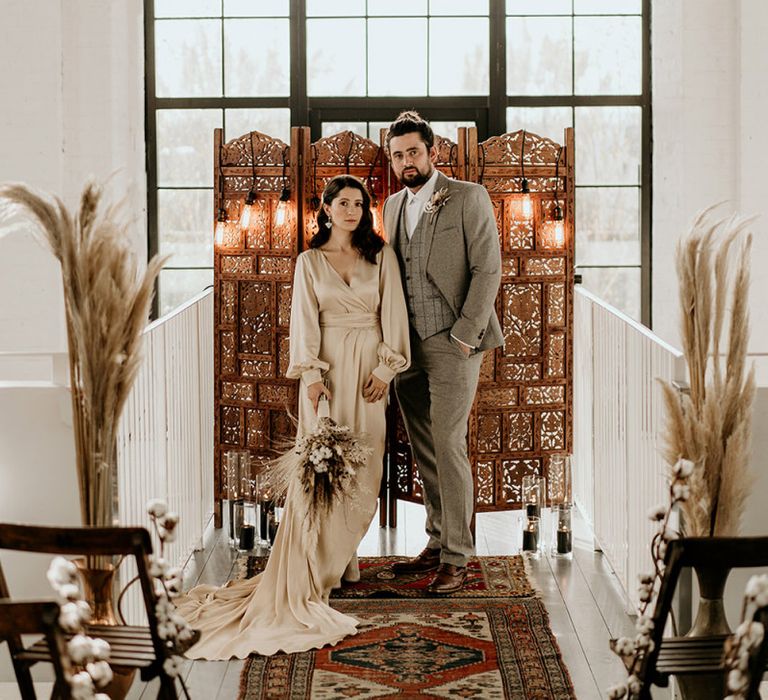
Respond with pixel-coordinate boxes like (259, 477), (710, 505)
(638, 536), (768, 697)
(745, 605), (768, 700)
(0, 523), (163, 665)
(0, 599), (73, 700)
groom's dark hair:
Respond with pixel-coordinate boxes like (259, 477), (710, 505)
(385, 111), (434, 151)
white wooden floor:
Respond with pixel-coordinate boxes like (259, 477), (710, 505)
(0, 502), (667, 700)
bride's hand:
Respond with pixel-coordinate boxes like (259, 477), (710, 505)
(307, 381), (332, 413)
(363, 374), (388, 403)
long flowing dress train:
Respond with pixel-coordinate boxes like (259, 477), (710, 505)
(176, 245), (409, 659)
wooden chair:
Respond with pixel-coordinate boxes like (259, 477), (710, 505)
(634, 536), (768, 699)
(0, 600), (73, 699)
(743, 605), (768, 700)
(0, 523), (194, 700)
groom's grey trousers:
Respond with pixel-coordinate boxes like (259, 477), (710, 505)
(395, 329), (482, 567)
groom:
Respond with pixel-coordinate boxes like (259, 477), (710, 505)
(383, 111), (503, 594)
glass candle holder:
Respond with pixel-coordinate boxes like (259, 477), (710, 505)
(225, 451), (241, 501)
(522, 516), (540, 552)
(522, 475), (542, 518)
(238, 450), (251, 499)
(231, 500), (245, 550)
(552, 503), (573, 556)
(225, 451), (243, 546)
(548, 455), (572, 506)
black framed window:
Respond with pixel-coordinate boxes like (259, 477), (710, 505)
(145, 0), (650, 323)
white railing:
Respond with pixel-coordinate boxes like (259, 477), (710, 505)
(116, 289), (214, 622)
(573, 287), (685, 609)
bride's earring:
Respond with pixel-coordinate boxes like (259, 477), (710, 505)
(325, 218), (332, 229)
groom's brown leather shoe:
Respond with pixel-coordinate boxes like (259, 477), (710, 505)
(426, 563), (467, 594)
(392, 546), (441, 575)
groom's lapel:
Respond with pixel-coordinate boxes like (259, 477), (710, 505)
(387, 189), (408, 249)
(424, 171), (451, 255)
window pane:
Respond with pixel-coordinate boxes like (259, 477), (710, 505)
(368, 0), (427, 14)
(155, 19), (222, 97)
(322, 122), (367, 138)
(307, 19), (366, 96)
(225, 109), (290, 143)
(575, 17), (641, 94)
(306, 0), (365, 15)
(368, 122), (391, 141)
(224, 19), (289, 96)
(158, 189), (213, 268)
(369, 19), (427, 96)
(574, 0), (642, 13)
(507, 17), (572, 95)
(157, 110), (221, 187)
(430, 121), (475, 142)
(575, 106), (641, 185)
(507, 107), (571, 143)
(429, 18), (489, 95)
(575, 187), (640, 266)
(155, 0), (219, 18)
(224, 0), (289, 15)
(506, 0), (572, 14)
(159, 269), (214, 317)
(577, 267), (640, 322)
(430, 0), (489, 15)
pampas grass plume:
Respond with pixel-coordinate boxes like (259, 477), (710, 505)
(0, 181), (167, 528)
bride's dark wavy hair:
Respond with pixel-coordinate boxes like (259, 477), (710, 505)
(310, 175), (383, 264)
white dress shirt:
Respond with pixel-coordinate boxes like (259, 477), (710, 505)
(404, 168), (440, 239)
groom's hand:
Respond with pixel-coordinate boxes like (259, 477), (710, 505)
(451, 335), (473, 357)
(307, 381), (332, 413)
(363, 374), (388, 403)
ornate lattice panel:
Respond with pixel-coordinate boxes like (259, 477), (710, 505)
(213, 128), (301, 525)
(467, 128), (575, 511)
(213, 125), (573, 527)
(301, 130), (389, 244)
(214, 128), (391, 526)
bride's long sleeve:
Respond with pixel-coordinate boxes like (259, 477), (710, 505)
(286, 253), (329, 385)
(372, 245), (411, 384)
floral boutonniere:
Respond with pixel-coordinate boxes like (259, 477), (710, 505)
(424, 186), (451, 222)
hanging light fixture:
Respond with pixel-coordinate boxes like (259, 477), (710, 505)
(519, 129), (533, 220)
(214, 136), (228, 246)
(306, 145), (321, 237)
(214, 207), (228, 246)
(366, 146), (383, 234)
(274, 146), (290, 227)
(370, 198), (381, 232)
(239, 132), (258, 230)
(541, 146), (566, 249)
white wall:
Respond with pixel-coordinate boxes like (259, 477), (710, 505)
(653, 0), (768, 626)
(652, 0), (768, 383)
(0, 0), (146, 371)
(0, 1), (146, 680)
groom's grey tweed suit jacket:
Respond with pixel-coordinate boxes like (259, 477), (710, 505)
(382, 171), (503, 352)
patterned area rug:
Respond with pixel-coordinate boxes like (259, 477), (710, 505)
(239, 597), (575, 699)
(239, 554), (535, 598)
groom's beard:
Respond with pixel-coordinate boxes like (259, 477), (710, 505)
(400, 164), (434, 188)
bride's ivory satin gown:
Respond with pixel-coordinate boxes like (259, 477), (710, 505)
(177, 245), (409, 659)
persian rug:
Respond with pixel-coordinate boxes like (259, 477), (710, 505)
(239, 554), (535, 598)
(238, 596), (575, 699)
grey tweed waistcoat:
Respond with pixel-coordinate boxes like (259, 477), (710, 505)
(397, 203), (455, 340)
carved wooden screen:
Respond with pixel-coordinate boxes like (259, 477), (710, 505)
(468, 128), (575, 513)
(384, 131), (468, 525)
(213, 126), (573, 528)
(213, 127), (301, 526)
(214, 128), (391, 525)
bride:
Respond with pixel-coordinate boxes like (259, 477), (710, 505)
(177, 175), (410, 659)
